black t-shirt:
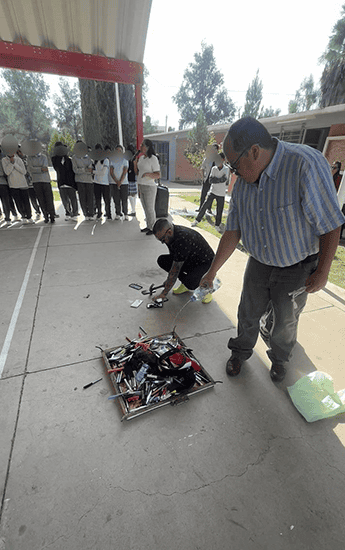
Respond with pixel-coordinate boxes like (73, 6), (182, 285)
(167, 226), (214, 270)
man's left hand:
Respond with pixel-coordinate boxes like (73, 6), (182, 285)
(305, 269), (328, 293)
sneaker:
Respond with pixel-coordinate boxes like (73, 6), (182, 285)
(44, 217), (49, 223)
(35, 213), (41, 221)
(13, 215), (20, 221)
(124, 215), (129, 220)
(202, 293), (213, 304)
(21, 217), (28, 223)
(115, 215), (121, 220)
(65, 215), (71, 221)
(140, 227), (149, 232)
(191, 221), (199, 227)
(27, 218), (35, 224)
(70, 216), (78, 222)
(173, 283), (190, 295)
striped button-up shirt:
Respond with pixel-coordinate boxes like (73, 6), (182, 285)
(226, 139), (345, 267)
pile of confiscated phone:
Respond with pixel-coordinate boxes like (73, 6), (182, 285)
(102, 331), (215, 421)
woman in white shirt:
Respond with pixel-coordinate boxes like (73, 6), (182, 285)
(134, 139), (160, 235)
(93, 144), (111, 220)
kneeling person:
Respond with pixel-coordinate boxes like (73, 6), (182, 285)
(153, 219), (215, 303)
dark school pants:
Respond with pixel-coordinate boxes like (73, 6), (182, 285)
(33, 182), (55, 220)
(110, 183), (128, 215)
(94, 183), (111, 218)
(196, 193), (225, 226)
(77, 182), (94, 217)
(10, 188), (32, 219)
(157, 254), (213, 290)
(0, 185), (12, 220)
(229, 255), (319, 366)
(199, 176), (212, 208)
(28, 187), (41, 214)
(59, 186), (78, 217)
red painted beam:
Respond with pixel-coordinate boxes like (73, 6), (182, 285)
(0, 41), (143, 85)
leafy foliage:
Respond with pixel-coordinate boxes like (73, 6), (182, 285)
(173, 42), (236, 129)
(184, 110), (217, 173)
(288, 75), (319, 113)
(47, 129), (76, 158)
(0, 69), (52, 144)
(53, 78), (83, 140)
(143, 115), (158, 135)
(319, 5), (345, 107)
(259, 106), (281, 119)
(243, 70), (263, 118)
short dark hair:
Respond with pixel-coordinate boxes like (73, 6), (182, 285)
(219, 152), (225, 160)
(95, 143), (103, 150)
(115, 144), (124, 152)
(104, 145), (111, 151)
(334, 161), (341, 172)
(153, 218), (172, 235)
(143, 139), (155, 158)
(224, 116), (275, 153)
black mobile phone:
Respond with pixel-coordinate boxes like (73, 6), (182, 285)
(129, 283), (143, 290)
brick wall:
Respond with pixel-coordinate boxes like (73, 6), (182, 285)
(174, 130), (228, 182)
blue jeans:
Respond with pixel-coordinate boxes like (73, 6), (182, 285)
(229, 255), (319, 365)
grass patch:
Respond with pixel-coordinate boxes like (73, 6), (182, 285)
(329, 246), (345, 289)
(178, 192), (229, 237)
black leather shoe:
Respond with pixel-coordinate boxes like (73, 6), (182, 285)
(141, 227), (149, 232)
(226, 355), (243, 376)
(146, 230), (153, 235)
(270, 364), (286, 383)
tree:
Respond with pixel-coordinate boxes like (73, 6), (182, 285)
(53, 78), (83, 140)
(78, 79), (136, 148)
(47, 129), (76, 159)
(0, 69), (52, 143)
(243, 70), (263, 118)
(319, 5), (345, 107)
(184, 109), (216, 177)
(288, 75), (319, 113)
(143, 115), (157, 135)
(173, 41), (236, 129)
(259, 106), (281, 119)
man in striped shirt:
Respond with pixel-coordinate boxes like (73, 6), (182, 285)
(201, 117), (345, 383)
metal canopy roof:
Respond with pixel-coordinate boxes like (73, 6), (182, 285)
(0, 0), (152, 146)
(0, 0), (152, 84)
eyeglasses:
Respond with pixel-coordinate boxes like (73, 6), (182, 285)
(158, 228), (170, 243)
(228, 145), (251, 175)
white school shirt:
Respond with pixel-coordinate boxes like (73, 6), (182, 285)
(137, 154), (160, 186)
(209, 165), (230, 197)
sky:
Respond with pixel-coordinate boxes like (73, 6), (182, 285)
(142, 0), (345, 130)
(8, 0), (345, 132)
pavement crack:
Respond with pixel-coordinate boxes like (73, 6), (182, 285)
(109, 435), (300, 498)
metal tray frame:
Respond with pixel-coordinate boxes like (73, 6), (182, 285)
(102, 331), (215, 421)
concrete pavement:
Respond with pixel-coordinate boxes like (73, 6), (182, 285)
(0, 189), (345, 550)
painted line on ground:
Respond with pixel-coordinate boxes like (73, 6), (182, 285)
(0, 227), (44, 378)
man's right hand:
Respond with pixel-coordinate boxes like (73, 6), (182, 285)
(199, 271), (215, 290)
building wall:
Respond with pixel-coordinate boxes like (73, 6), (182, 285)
(324, 125), (345, 169)
(329, 124), (345, 137)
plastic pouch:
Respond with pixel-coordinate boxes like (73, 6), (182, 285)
(287, 371), (345, 422)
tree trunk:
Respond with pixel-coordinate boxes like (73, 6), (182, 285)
(78, 79), (136, 148)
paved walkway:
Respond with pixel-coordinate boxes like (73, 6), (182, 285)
(0, 189), (345, 550)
